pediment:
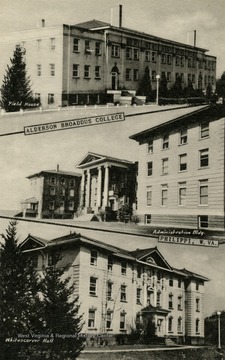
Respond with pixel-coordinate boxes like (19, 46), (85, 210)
(76, 152), (105, 168)
(133, 248), (172, 270)
(20, 235), (47, 252)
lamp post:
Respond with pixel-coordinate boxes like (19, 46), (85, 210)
(217, 311), (221, 351)
(156, 74), (160, 106)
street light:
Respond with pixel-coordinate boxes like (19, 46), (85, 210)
(217, 311), (221, 351)
(156, 74), (160, 106)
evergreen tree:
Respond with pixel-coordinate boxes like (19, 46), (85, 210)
(170, 75), (183, 98)
(159, 73), (168, 97)
(0, 44), (33, 111)
(39, 251), (84, 360)
(137, 66), (152, 101)
(0, 221), (41, 360)
(216, 71), (225, 102)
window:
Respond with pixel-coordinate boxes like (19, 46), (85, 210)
(196, 282), (199, 291)
(84, 65), (90, 79)
(50, 187), (55, 196)
(147, 161), (153, 176)
(162, 158), (169, 175)
(167, 72), (171, 82)
(37, 39), (41, 50)
(147, 139), (153, 153)
(196, 298), (200, 312)
(175, 56), (180, 66)
(152, 51), (156, 62)
(161, 53), (166, 64)
(108, 256), (113, 271)
(68, 201), (74, 211)
(48, 253), (56, 266)
(107, 282), (113, 300)
(145, 50), (150, 61)
(90, 250), (97, 266)
(35, 93), (41, 103)
(126, 68), (131, 81)
(37, 64), (41, 76)
(178, 278), (182, 288)
(178, 295), (182, 310)
(145, 214), (151, 224)
(169, 276), (173, 287)
(95, 42), (101, 56)
(180, 56), (184, 67)
(69, 189), (75, 197)
(133, 69), (139, 81)
(147, 186), (152, 206)
(88, 309), (95, 328)
(167, 54), (172, 65)
(199, 180), (208, 205)
(136, 288), (141, 304)
(89, 277), (97, 296)
(95, 66), (101, 79)
(156, 291), (161, 306)
(70, 179), (75, 187)
(85, 40), (91, 53)
(121, 261), (127, 276)
(72, 64), (79, 78)
(106, 311), (112, 329)
(50, 177), (56, 184)
(111, 44), (120, 57)
(162, 134), (169, 149)
(151, 71), (157, 82)
(120, 312), (126, 329)
(161, 184), (168, 206)
(60, 178), (65, 186)
(61, 188), (66, 196)
(200, 149), (209, 168)
(48, 93), (55, 104)
(120, 285), (127, 302)
(179, 154), (187, 171)
(179, 182), (186, 206)
(198, 215), (208, 228)
(177, 317), (182, 332)
(49, 64), (55, 76)
(168, 316), (173, 332)
(192, 74), (195, 83)
(49, 201), (55, 210)
(168, 293), (173, 309)
(137, 266), (142, 278)
(126, 47), (132, 59)
(73, 38), (79, 52)
(196, 318), (200, 334)
(50, 37), (55, 50)
(180, 128), (187, 144)
(133, 48), (139, 60)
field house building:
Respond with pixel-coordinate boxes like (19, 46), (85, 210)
(20, 231), (209, 344)
(0, 8), (216, 108)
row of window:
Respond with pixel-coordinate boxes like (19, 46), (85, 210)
(147, 122), (209, 154)
(36, 63), (55, 77)
(146, 179), (209, 207)
(49, 187), (75, 197)
(147, 149), (209, 178)
(145, 213), (209, 228)
(88, 308), (126, 330)
(49, 201), (74, 211)
(49, 177), (76, 186)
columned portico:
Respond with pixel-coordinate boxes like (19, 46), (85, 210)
(103, 165), (109, 208)
(97, 166), (102, 208)
(86, 169), (91, 208)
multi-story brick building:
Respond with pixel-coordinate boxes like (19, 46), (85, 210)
(20, 166), (81, 219)
(0, 14), (216, 108)
(20, 231), (209, 344)
(130, 104), (225, 230)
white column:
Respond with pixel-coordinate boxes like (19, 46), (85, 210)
(80, 172), (85, 209)
(97, 166), (102, 208)
(86, 169), (91, 208)
(103, 165), (109, 208)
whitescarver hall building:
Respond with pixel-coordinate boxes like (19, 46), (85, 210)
(20, 231), (209, 345)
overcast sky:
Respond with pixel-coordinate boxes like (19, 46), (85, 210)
(0, 0), (224, 76)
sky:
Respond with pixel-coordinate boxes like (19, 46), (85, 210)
(0, 0), (224, 76)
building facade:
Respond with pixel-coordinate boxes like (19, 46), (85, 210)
(76, 152), (137, 217)
(0, 16), (216, 108)
(20, 232), (209, 344)
(130, 105), (225, 230)
(20, 166), (81, 219)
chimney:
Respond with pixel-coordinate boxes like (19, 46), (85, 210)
(57, 164), (59, 172)
(119, 4), (122, 27)
(194, 30), (196, 47)
(42, 19), (45, 27)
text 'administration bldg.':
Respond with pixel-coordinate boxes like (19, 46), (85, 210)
(20, 232), (209, 345)
(0, 14), (216, 108)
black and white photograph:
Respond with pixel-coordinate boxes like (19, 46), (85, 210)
(0, 1), (225, 359)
